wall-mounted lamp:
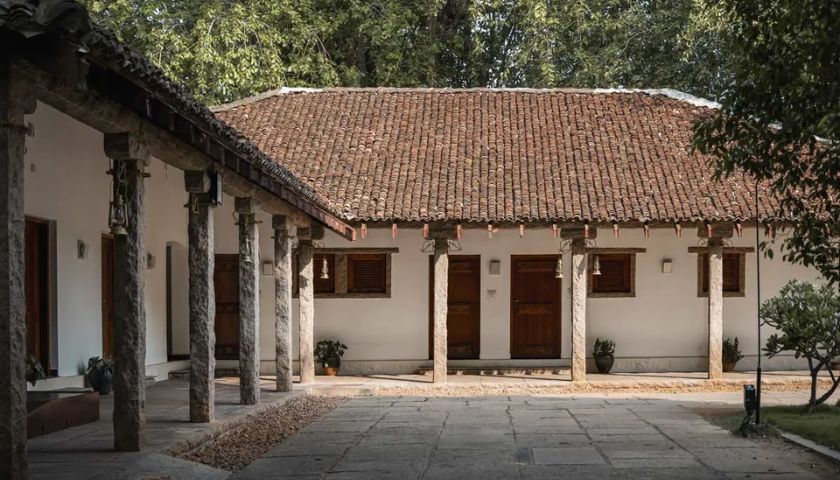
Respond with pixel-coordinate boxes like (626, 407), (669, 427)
(77, 240), (89, 260)
(320, 255), (329, 280)
(488, 259), (501, 276)
(662, 258), (673, 274)
(146, 252), (156, 269)
(262, 260), (273, 276)
(592, 254), (602, 276)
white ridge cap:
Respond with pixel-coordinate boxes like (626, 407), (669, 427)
(211, 87), (325, 112)
(594, 87), (721, 109)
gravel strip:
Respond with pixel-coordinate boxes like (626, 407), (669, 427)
(179, 395), (349, 471)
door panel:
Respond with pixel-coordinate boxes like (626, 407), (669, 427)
(429, 255), (481, 360)
(511, 256), (561, 359)
(214, 254), (239, 359)
(25, 218), (50, 369)
(101, 234), (114, 357)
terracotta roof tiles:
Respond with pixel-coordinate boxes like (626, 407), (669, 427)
(215, 88), (778, 225)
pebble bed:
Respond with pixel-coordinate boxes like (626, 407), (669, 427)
(180, 395), (349, 471)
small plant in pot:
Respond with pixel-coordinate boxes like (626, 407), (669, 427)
(593, 338), (616, 374)
(86, 356), (114, 395)
(315, 340), (348, 376)
(26, 355), (47, 387)
(722, 337), (744, 372)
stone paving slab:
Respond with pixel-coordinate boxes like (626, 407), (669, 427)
(232, 394), (833, 480)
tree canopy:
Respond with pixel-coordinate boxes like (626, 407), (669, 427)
(82, 0), (730, 104)
(693, 0), (840, 286)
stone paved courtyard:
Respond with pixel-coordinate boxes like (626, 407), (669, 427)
(232, 395), (828, 480)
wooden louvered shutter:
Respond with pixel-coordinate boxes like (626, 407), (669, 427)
(722, 253), (741, 293)
(293, 253), (335, 295)
(592, 254), (632, 293)
(701, 253), (743, 294)
(348, 254), (387, 294)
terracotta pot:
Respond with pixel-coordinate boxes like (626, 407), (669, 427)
(723, 361), (737, 372)
(322, 355), (341, 376)
(594, 356), (614, 374)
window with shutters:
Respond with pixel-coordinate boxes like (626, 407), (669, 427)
(698, 252), (745, 297)
(292, 249), (393, 298)
(348, 254), (388, 294)
(588, 253), (636, 297)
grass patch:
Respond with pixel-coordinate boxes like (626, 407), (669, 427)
(762, 404), (840, 451)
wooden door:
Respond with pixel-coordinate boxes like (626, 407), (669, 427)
(101, 235), (115, 357)
(510, 256), (561, 359)
(214, 254), (239, 359)
(25, 218), (50, 369)
(429, 255), (481, 360)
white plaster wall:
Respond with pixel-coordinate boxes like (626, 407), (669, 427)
(211, 213), (825, 373)
(24, 103), (189, 376)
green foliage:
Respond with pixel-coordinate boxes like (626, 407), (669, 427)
(80, 0), (731, 103)
(26, 355), (47, 386)
(593, 338), (615, 359)
(762, 281), (840, 407)
(693, 0), (840, 286)
(314, 339), (348, 364)
(722, 337), (744, 364)
(86, 356), (114, 376)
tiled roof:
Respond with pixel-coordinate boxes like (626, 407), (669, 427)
(216, 88), (780, 225)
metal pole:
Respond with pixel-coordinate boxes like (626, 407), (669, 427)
(755, 181), (762, 424)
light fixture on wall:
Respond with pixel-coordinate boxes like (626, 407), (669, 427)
(262, 260), (273, 276)
(146, 252), (156, 269)
(592, 254), (602, 276)
(107, 159), (128, 236)
(320, 255), (329, 280)
(662, 258), (673, 274)
(488, 259), (501, 276)
(77, 240), (89, 260)
(555, 255), (563, 279)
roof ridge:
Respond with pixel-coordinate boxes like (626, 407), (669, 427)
(212, 87), (721, 112)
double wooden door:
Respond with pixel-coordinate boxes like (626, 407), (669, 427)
(429, 255), (481, 360)
(214, 254), (240, 359)
(510, 256), (562, 358)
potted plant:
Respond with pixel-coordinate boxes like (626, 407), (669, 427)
(86, 356), (114, 395)
(26, 355), (47, 387)
(593, 338), (616, 374)
(315, 340), (348, 376)
(722, 337), (744, 372)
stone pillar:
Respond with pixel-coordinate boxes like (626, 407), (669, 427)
(570, 238), (587, 382)
(273, 216), (295, 392)
(235, 198), (260, 405)
(432, 237), (449, 383)
(0, 57), (31, 480)
(707, 238), (724, 380)
(298, 239), (315, 384)
(186, 171), (216, 422)
(105, 134), (149, 451)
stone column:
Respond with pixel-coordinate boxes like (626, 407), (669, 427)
(105, 134), (149, 452)
(185, 171), (216, 422)
(707, 238), (724, 380)
(273, 216), (295, 392)
(235, 198), (260, 405)
(0, 57), (31, 480)
(432, 237), (449, 383)
(298, 239), (315, 384)
(570, 238), (588, 382)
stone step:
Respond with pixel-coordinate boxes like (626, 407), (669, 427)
(167, 367), (240, 380)
(416, 366), (570, 376)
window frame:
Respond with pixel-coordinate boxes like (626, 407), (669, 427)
(586, 248), (644, 298)
(293, 248), (395, 299)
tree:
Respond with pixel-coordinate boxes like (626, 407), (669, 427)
(762, 281), (840, 409)
(81, 0), (733, 103)
(693, 0), (840, 286)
